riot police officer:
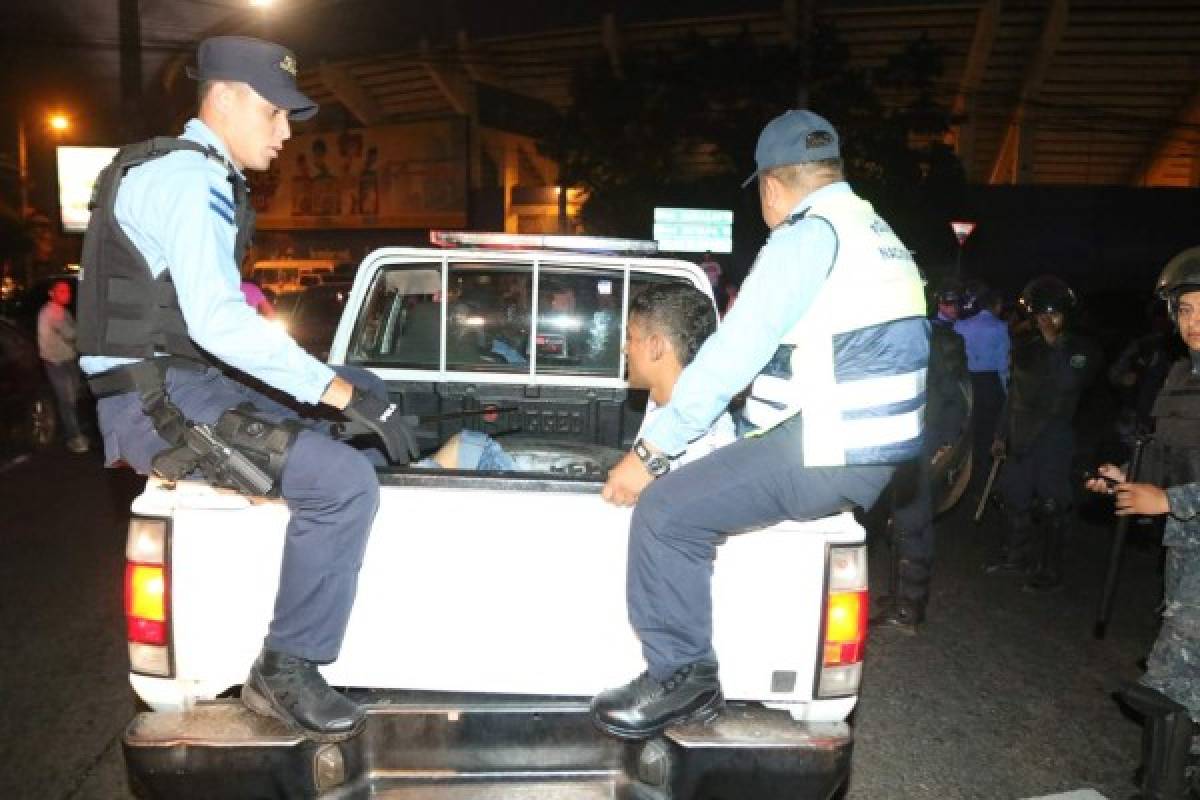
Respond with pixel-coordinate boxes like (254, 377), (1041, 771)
(77, 36), (417, 741)
(987, 275), (1101, 591)
(1087, 246), (1200, 799)
(874, 294), (970, 631)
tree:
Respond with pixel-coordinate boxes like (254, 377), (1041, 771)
(541, 24), (965, 281)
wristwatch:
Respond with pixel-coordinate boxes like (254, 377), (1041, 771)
(633, 439), (672, 477)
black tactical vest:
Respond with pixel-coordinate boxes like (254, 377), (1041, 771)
(77, 137), (255, 360)
(1151, 359), (1200, 486)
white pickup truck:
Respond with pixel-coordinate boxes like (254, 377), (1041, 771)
(120, 236), (868, 800)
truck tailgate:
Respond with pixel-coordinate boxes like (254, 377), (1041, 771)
(160, 477), (863, 713)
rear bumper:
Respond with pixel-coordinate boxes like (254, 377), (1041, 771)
(124, 692), (851, 800)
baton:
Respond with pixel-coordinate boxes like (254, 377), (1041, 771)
(973, 455), (1004, 524)
(1093, 436), (1149, 640)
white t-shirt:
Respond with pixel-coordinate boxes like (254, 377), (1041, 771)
(637, 400), (736, 467)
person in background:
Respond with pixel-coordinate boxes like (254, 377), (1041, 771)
(934, 286), (960, 327)
(988, 275), (1100, 591)
(240, 277), (276, 318)
(1085, 246), (1200, 800)
(873, 296), (969, 632)
(37, 278), (89, 453)
(1108, 300), (1179, 447)
(954, 284), (1009, 495)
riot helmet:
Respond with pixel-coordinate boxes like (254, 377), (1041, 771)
(1156, 246), (1200, 318)
(1019, 275), (1076, 316)
(958, 280), (988, 318)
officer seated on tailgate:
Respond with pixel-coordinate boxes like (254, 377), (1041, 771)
(76, 35), (418, 742)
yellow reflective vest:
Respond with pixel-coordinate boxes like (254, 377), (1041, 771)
(743, 190), (929, 467)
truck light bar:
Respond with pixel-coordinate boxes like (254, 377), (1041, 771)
(430, 230), (659, 255)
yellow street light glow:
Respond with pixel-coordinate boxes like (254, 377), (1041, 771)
(47, 113), (70, 132)
(249, 0), (275, 7)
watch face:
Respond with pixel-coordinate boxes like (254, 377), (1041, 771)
(648, 455), (671, 476)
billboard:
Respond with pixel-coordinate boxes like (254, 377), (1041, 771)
(56, 146), (118, 233)
(249, 119), (468, 231)
(653, 207), (733, 254)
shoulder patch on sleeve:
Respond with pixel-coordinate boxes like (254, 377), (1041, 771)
(208, 185), (235, 225)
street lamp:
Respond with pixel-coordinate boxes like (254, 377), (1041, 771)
(17, 111), (71, 216)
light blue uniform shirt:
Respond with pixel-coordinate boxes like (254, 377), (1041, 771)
(640, 182), (845, 456)
(80, 119), (335, 405)
(954, 309), (1010, 389)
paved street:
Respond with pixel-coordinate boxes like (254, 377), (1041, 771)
(0, 446), (1163, 799)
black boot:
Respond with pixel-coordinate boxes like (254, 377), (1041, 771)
(1120, 683), (1195, 800)
(591, 661), (724, 740)
(1025, 504), (1067, 593)
(985, 510), (1036, 576)
(870, 596), (925, 634)
(242, 649), (366, 742)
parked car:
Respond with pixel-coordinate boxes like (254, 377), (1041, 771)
(0, 318), (57, 459)
(276, 282), (353, 361)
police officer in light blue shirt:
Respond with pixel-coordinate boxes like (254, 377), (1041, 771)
(591, 110), (930, 739)
(954, 285), (1010, 494)
(76, 36), (418, 742)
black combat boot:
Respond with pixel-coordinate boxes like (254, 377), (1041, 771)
(1025, 504), (1067, 593)
(1120, 683), (1196, 800)
(241, 648), (366, 742)
(591, 661), (724, 740)
(985, 510), (1036, 577)
(871, 555), (929, 633)
(871, 596), (925, 634)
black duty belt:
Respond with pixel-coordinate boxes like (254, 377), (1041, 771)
(87, 356), (208, 399)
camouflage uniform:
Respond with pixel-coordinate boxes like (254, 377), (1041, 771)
(1143, 486), (1200, 721)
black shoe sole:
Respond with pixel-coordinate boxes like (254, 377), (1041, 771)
(241, 683), (365, 743)
(591, 693), (725, 741)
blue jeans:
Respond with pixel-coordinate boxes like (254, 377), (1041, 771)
(415, 429), (517, 470)
(43, 360), (83, 440)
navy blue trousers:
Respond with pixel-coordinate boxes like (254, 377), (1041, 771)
(95, 365), (382, 663)
(628, 415), (894, 679)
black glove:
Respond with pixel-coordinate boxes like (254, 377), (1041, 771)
(342, 387), (420, 464)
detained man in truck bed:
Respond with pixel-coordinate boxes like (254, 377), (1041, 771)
(596, 110), (930, 739)
(422, 283), (734, 472)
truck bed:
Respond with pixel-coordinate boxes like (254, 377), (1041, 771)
(131, 473), (862, 721)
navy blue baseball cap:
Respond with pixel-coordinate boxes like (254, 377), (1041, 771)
(742, 110), (840, 187)
(186, 35), (318, 121)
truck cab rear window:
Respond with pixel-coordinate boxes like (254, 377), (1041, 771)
(347, 261), (626, 378)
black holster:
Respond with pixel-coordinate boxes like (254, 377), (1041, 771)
(89, 359), (301, 496)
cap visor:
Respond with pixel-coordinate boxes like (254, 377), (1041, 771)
(260, 83), (318, 121)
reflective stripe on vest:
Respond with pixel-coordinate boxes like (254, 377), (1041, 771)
(743, 190), (928, 466)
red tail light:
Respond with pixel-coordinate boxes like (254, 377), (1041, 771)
(817, 545), (868, 698)
(125, 516), (171, 677)
(823, 590), (868, 667)
(125, 563), (167, 645)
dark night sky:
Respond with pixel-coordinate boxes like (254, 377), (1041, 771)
(0, 0), (1195, 301)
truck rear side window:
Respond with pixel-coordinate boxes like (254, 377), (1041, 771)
(535, 267), (623, 377)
